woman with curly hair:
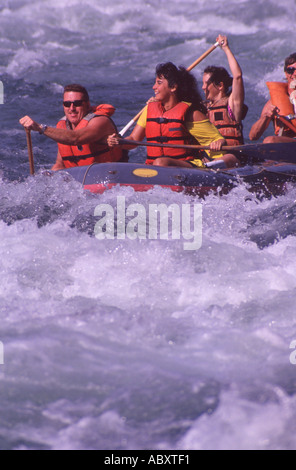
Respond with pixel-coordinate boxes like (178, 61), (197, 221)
(108, 61), (231, 168)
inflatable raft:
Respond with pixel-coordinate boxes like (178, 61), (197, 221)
(63, 142), (296, 197)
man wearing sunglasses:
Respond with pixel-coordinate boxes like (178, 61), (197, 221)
(20, 84), (123, 170)
(249, 52), (296, 143)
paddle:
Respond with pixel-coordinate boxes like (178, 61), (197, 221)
(276, 113), (296, 134)
(119, 41), (219, 137)
(118, 138), (271, 153)
(119, 138), (211, 151)
(118, 139), (296, 163)
(25, 129), (35, 175)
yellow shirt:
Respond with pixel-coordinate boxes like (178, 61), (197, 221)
(137, 104), (225, 161)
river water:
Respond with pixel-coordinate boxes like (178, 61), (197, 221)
(0, 0), (296, 450)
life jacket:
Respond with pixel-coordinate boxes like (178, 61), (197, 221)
(207, 97), (245, 146)
(266, 81), (296, 137)
(57, 104), (124, 168)
(145, 101), (202, 165)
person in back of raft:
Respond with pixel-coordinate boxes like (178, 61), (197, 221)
(19, 84), (124, 170)
(107, 62), (238, 169)
(249, 52), (296, 143)
(202, 35), (247, 164)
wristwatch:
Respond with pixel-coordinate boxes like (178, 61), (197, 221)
(39, 124), (48, 134)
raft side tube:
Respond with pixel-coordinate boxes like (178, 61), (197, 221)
(64, 162), (237, 191)
(59, 142), (296, 196)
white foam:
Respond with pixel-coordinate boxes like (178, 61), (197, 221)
(177, 387), (296, 450)
(1, 0), (296, 451)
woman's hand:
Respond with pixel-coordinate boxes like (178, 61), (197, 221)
(107, 133), (120, 147)
(209, 138), (226, 151)
(216, 34), (228, 49)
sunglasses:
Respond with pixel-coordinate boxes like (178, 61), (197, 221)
(286, 67), (296, 75)
(63, 100), (85, 108)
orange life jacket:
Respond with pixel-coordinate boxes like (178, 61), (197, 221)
(266, 82), (296, 137)
(57, 104), (123, 168)
(207, 97), (244, 146)
(145, 101), (201, 165)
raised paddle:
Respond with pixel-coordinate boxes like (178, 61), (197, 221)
(186, 42), (220, 71)
(25, 129), (35, 175)
(119, 41), (219, 137)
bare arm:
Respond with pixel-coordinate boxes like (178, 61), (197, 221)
(128, 124), (146, 142)
(107, 124), (146, 150)
(217, 35), (245, 123)
(19, 115), (113, 146)
(249, 100), (278, 141)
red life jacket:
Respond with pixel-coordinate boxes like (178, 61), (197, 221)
(57, 104), (123, 168)
(207, 97), (244, 146)
(145, 101), (201, 165)
(266, 82), (296, 137)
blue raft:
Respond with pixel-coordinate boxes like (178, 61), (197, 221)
(62, 142), (296, 197)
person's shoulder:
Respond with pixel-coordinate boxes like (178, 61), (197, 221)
(88, 114), (112, 126)
(189, 108), (207, 122)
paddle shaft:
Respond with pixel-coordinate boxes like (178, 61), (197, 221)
(120, 113), (296, 147)
(276, 114), (296, 134)
(118, 139), (296, 164)
(187, 42), (219, 71)
(26, 129), (35, 175)
(119, 138), (238, 152)
(119, 41), (219, 136)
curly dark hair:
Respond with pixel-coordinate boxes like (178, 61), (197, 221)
(203, 66), (233, 95)
(155, 62), (206, 113)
